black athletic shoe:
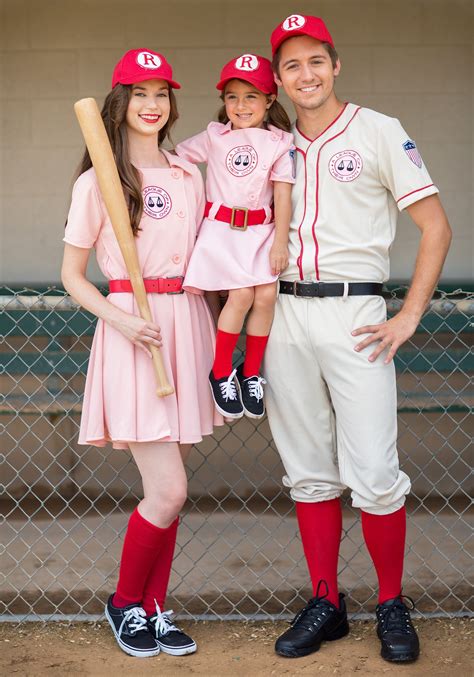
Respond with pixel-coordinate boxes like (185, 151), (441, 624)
(105, 594), (160, 658)
(236, 365), (266, 419)
(376, 595), (420, 662)
(275, 583), (349, 658)
(147, 602), (197, 656)
(209, 368), (244, 418)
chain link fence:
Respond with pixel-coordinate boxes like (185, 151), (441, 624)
(1, 285), (472, 621)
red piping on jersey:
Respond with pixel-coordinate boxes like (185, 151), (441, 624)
(294, 147), (307, 279)
(396, 184), (435, 204)
(310, 106), (362, 279)
(295, 103), (349, 143)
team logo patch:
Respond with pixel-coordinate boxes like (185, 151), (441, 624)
(289, 148), (296, 179)
(235, 54), (259, 71)
(143, 186), (172, 219)
(226, 145), (258, 177)
(403, 140), (422, 168)
(282, 14), (306, 31)
(328, 150), (363, 182)
(136, 51), (161, 70)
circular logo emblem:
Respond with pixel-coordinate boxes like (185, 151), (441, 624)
(282, 14), (306, 31)
(143, 186), (172, 219)
(328, 150), (363, 182)
(235, 54), (259, 72)
(136, 51), (161, 70)
(226, 146), (258, 177)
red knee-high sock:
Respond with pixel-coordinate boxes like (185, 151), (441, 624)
(361, 506), (406, 603)
(243, 334), (269, 377)
(296, 499), (342, 607)
(113, 508), (169, 608)
(212, 329), (240, 379)
(141, 516), (179, 615)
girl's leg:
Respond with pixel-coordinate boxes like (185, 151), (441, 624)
(243, 282), (277, 376)
(113, 441), (187, 608)
(212, 287), (254, 378)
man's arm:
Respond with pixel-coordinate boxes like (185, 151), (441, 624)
(352, 194), (452, 363)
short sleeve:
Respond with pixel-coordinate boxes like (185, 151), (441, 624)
(175, 129), (210, 165)
(270, 133), (296, 184)
(377, 118), (438, 211)
(64, 171), (104, 248)
(190, 166), (206, 233)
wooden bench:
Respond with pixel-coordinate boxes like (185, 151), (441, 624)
(1, 285), (473, 417)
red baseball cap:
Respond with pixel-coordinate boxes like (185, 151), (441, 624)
(112, 48), (181, 89)
(271, 14), (334, 55)
(216, 54), (278, 96)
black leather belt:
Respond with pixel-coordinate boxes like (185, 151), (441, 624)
(279, 280), (384, 298)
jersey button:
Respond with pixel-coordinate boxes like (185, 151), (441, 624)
(177, 209), (185, 218)
(172, 254), (181, 264)
(171, 170), (181, 179)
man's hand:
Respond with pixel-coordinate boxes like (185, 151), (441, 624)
(352, 311), (420, 363)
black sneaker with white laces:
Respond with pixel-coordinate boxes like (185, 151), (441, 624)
(209, 368), (244, 418)
(147, 602), (197, 656)
(105, 595), (160, 658)
(275, 583), (349, 658)
(236, 365), (266, 419)
(376, 595), (419, 662)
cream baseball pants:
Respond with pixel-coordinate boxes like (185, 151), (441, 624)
(263, 293), (411, 515)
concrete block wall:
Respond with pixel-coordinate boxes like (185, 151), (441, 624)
(1, 0), (472, 283)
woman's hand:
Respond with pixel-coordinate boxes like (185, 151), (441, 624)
(113, 312), (163, 357)
(270, 242), (289, 276)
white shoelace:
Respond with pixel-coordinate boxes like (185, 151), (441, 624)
(118, 606), (148, 636)
(246, 376), (266, 402)
(150, 600), (179, 637)
(219, 369), (238, 402)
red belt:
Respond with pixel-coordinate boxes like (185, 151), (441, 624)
(109, 277), (184, 294)
(204, 201), (272, 230)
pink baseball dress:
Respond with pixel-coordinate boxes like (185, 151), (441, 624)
(175, 122), (295, 291)
(64, 151), (223, 449)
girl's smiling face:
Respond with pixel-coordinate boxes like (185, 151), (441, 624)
(126, 79), (171, 136)
(223, 79), (275, 130)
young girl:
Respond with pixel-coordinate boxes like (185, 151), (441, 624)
(62, 48), (223, 658)
(175, 54), (294, 420)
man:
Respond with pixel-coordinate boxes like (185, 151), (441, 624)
(264, 14), (452, 663)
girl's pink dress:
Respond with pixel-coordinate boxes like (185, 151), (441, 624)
(64, 152), (223, 449)
(175, 122), (295, 291)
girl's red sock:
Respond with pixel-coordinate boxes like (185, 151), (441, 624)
(141, 517), (179, 615)
(112, 508), (169, 608)
(212, 329), (240, 379)
(361, 506), (406, 603)
(243, 334), (269, 377)
(296, 499), (342, 608)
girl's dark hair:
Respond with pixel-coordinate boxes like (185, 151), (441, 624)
(74, 83), (179, 235)
(217, 82), (291, 133)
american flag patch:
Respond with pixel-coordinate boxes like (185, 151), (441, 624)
(403, 140), (422, 168)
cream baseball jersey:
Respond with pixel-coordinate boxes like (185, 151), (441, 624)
(283, 103), (439, 283)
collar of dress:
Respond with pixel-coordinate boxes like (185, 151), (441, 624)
(217, 120), (284, 139)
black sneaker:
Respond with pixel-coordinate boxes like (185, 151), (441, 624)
(105, 594), (160, 658)
(147, 602), (197, 656)
(275, 584), (349, 658)
(376, 595), (420, 662)
(209, 368), (244, 418)
(236, 365), (266, 419)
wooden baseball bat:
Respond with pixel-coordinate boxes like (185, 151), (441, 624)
(74, 97), (174, 397)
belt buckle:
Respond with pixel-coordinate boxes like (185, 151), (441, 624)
(230, 206), (248, 231)
(166, 275), (185, 294)
(293, 279), (322, 297)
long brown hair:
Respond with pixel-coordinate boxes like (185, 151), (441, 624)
(217, 81), (291, 133)
(74, 84), (179, 235)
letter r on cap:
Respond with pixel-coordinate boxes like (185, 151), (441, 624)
(283, 14), (306, 31)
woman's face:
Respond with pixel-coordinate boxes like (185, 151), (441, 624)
(223, 79), (275, 130)
(126, 79), (171, 137)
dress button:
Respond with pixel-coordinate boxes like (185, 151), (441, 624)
(271, 134), (278, 142)
(177, 209), (185, 218)
(171, 170), (181, 179)
(172, 254), (181, 264)
(262, 163), (269, 170)
(249, 193), (256, 200)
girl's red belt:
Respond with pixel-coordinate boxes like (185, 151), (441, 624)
(204, 201), (273, 229)
(109, 277), (184, 294)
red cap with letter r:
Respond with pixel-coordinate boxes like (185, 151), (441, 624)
(216, 54), (278, 95)
(270, 15), (334, 55)
(112, 48), (181, 89)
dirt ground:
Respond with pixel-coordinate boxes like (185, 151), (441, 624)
(0, 618), (472, 676)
